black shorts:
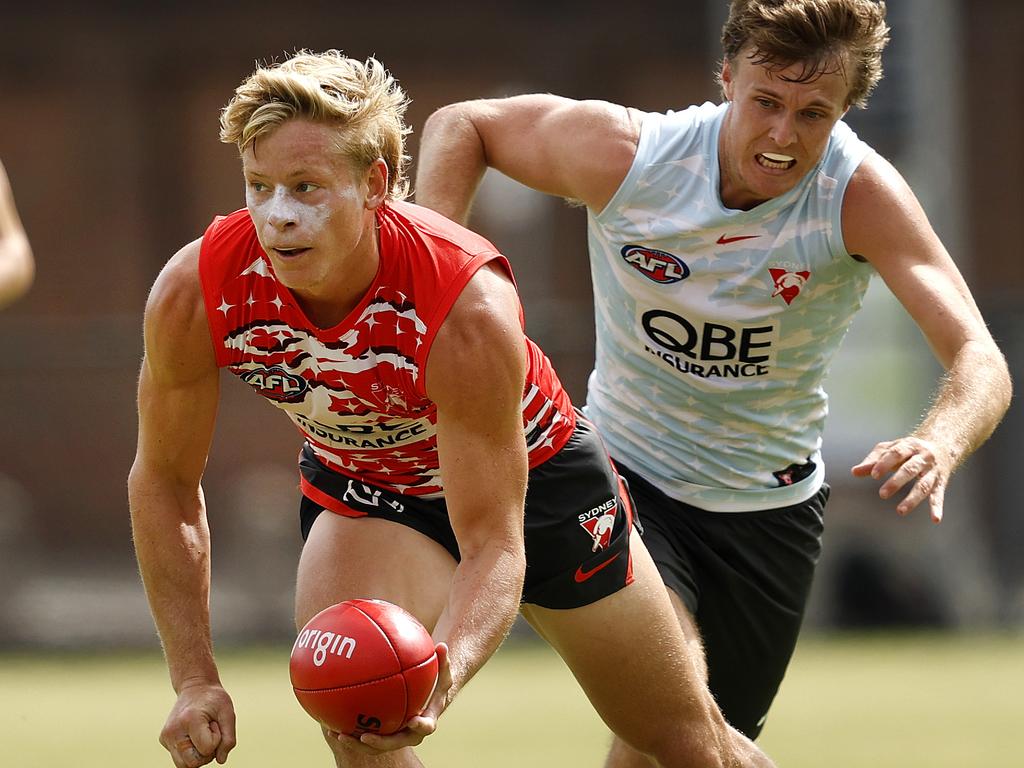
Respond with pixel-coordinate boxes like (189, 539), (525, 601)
(299, 414), (635, 610)
(615, 462), (828, 740)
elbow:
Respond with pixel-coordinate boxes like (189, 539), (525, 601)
(17, 242), (35, 296)
(422, 103), (467, 141)
(963, 338), (1013, 415)
(999, 356), (1013, 416)
(421, 103), (486, 162)
(988, 343), (1013, 416)
(425, 100), (475, 127)
(0, 237), (34, 307)
(423, 100), (496, 146)
(127, 460), (202, 526)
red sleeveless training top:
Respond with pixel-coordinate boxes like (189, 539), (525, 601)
(198, 200), (576, 498)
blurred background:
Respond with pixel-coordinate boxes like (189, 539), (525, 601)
(0, 0), (1020, 655)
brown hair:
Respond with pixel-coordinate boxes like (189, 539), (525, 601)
(720, 0), (890, 107)
(220, 50), (411, 199)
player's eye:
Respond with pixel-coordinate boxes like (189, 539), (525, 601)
(297, 182), (318, 193)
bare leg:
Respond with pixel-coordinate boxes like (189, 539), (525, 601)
(523, 530), (775, 768)
(295, 512), (457, 767)
(602, 588), (709, 768)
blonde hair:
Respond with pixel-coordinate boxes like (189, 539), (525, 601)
(220, 50), (411, 199)
(720, 0), (890, 108)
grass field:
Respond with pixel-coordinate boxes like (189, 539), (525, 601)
(0, 632), (1019, 767)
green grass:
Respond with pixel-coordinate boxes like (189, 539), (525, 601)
(0, 633), (1019, 767)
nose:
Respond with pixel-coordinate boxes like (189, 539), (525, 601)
(267, 210), (296, 231)
(266, 190), (298, 231)
(768, 113), (797, 148)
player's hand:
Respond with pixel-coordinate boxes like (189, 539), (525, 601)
(159, 680), (237, 767)
(851, 436), (952, 523)
(330, 642), (452, 754)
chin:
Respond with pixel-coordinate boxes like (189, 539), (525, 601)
(752, 173), (798, 200)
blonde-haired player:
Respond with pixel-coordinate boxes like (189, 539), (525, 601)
(130, 50), (776, 768)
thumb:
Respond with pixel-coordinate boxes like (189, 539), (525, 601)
(434, 642), (449, 674)
(930, 483), (945, 524)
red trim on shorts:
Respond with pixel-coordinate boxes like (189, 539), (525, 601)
(299, 475), (367, 518)
(616, 473), (636, 588)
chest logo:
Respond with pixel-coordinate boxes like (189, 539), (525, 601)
(621, 246), (690, 285)
(716, 234), (761, 245)
(239, 365), (309, 402)
(769, 268), (811, 305)
(369, 382), (409, 412)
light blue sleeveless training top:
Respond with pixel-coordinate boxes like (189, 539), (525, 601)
(586, 101), (874, 511)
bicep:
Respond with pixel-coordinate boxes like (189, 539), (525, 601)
(843, 156), (992, 368)
(467, 95), (640, 210)
(134, 355), (219, 491)
(426, 268), (529, 550)
(131, 241), (221, 494)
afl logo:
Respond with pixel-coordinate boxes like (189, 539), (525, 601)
(240, 365), (309, 403)
(621, 246), (690, 284)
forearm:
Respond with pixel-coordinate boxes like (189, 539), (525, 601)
(129, 476), (220, 691)
(433, 538), (525, 700)
(914, 338), (1012, 467)
(416, 104), (490, 226)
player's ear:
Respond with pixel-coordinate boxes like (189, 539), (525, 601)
(721, 59), (735, 101)
(365, 158), (388, 210)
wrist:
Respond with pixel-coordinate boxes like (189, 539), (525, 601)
(171, 664), (222, 694)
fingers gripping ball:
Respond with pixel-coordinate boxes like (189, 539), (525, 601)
(290, 599), (439, 736)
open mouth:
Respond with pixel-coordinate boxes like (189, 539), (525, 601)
(272, 247), (311, 258)
(756, 152), (796, 171)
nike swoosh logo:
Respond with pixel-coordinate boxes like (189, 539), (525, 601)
(574, 553), (620, 583)
(716, 234), (761, 245)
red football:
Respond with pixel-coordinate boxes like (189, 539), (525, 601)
(290, 599), (439, 736)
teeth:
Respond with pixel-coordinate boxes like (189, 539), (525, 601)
(762, 153), (794, 162)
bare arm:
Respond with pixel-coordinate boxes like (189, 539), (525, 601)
(427, 262), (529, 696)
(360, 262), (530, 752)
(845, 153), (1012, 522)
(416, 94), (643, 223)
(0, 160), (34, 308)
(128, 239), (235, 767)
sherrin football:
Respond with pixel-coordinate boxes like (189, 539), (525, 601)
(290, 599), (439, 736)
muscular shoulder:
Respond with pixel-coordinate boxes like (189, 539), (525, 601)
(540, 97), (643, 210)
(144, 238), (217, 384)
(842, 152), (933, 263)
(425, 263), (526, 410)
(432, 264), (522, 361)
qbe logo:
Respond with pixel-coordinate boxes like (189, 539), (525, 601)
(620, 246), (690, 284)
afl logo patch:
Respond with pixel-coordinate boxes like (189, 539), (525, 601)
(621, 246), (690, 284)
(239, 365), (309, 403)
